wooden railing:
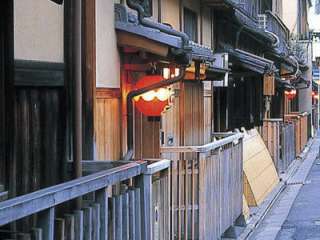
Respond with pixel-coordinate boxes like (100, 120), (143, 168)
(281, 122), (295, 172)
(225, 0), (259, 20)
(263, 114), (311, 174)
(263, 119), (281, 172)
(161, 132), (244, 240)
(285, 113), (309, 156)
(0, 160), (171, 240)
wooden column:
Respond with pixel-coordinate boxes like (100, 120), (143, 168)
(82, 0), (96, 160)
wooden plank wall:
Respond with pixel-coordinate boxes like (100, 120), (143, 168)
(181, 81), (204, 146)
(135, 111), (161, 159)
(94, 88), (121, 160)
(161, 83), (181, 149)
(13, 88), (67, 196)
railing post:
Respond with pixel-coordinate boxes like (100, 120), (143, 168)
(38, 207), (55, 240)
(96, 187), (108, 240)
(135, 173), (152, 240)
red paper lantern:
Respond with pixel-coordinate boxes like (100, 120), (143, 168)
(285, 89), (297, 100)
(134, 75), (172, 116)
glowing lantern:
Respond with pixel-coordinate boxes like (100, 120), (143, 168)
(312, 91), (319, 100)
(163, 67), (180, 80)
(285, 89), (297, 100)
(134, 75), (172, 116)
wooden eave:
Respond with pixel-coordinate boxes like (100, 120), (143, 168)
(116, 30), (170, 57)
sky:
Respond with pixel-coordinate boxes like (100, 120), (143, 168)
(309, 0), (320, 59)
(309, 0), (320, 31)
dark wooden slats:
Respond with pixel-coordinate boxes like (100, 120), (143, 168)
(13, 88), (66, 198)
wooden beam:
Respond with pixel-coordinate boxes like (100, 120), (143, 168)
(117, 31), (169, 57)
(96, 88), (121, 99)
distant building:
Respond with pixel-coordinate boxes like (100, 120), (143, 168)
(316, 0), (320, 14)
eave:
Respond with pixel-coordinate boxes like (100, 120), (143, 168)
(115, 4), (215, 63)
(223, 45), (275, 74)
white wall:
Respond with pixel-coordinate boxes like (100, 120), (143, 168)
(14, 0), (64, 62)
(96, 0), (120, 88)
(282, 0), (298, 35)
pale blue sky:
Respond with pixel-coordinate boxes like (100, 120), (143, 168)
(309, 0), (320, 30)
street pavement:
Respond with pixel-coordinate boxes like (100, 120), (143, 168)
(248, 135), (320, 240)
(276, 158), (320, 240)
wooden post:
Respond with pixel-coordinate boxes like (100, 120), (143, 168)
(83, 207), (92, 240)
(96, 188), (108, 240)
(128, 190), (136, 240)
(74, 210), (84, 240)
(134, 188), (141, 240)
(135, 174), (152, 240)
(115, 195), (123, 240)
(64, 214), (75, 240)
(38, 207), (55, 240)
(91, 203), (101, 240)
(31, 228), (42, 240)
(122, 192), (129, 240)
(55, 218), (65, 240)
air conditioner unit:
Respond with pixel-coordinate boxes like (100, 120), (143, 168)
(211, 53), (229, 87)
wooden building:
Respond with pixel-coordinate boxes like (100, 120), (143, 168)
(0, 0), (315, 239)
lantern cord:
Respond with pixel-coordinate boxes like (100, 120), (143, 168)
(124, 67), (186, 161)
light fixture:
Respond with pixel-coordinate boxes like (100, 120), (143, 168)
(134, 75), (173, 116)
(163, 67), (180, 80)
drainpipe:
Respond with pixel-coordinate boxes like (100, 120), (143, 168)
(124, 68), (186, 161)
(235, 26), (244, 49)
(126, 0), (190, 51)
(72, 0), (82, 184)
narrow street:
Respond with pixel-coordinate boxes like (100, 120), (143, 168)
(249, 134), (320, 240)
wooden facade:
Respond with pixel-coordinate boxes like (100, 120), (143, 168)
(0, 0), (315, 239)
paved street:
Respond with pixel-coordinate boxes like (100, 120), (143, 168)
(276, 157), (320, 239)
(249, 136), (320, 240)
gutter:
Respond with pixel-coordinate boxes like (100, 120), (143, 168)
(126, 0), (191, 54)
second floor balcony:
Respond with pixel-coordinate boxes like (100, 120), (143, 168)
(258, 10), (290, 57)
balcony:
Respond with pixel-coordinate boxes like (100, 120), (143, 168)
(202, 0), (259, 20)
(259, 11), (290, 57)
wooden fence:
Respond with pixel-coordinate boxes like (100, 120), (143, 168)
(161, 132), (244, 240)
(0, 160), (171, 240)
(262, 119), (281, 172)
(262, 113), (311, 174)
(280, 123), (295, 173)
(285, 113), (309, 156)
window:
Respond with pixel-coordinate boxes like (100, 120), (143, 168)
(184, 8), (198, 43)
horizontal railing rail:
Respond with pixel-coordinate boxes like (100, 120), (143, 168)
(0, 159), (171, 240)
(161, 132), (243, 153)
(0, 161), (146, 226)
